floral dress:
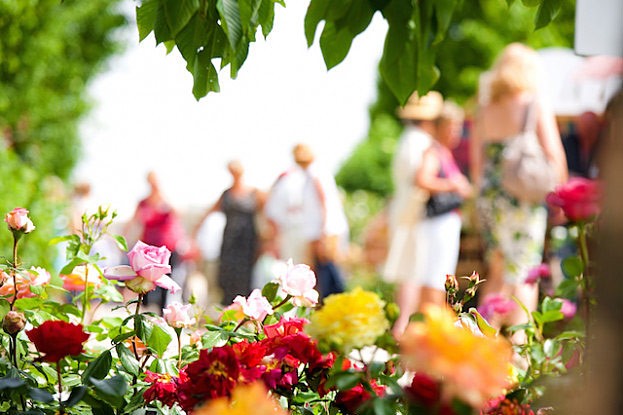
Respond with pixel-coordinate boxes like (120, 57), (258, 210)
(477, 142), (547, 284)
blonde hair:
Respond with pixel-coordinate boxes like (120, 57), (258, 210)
(487, 43), (541, 103)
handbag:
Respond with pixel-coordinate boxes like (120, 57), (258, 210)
(425, 149), (463, 217)
(501, 100), (557, 203)
(426, 191), (463, 217)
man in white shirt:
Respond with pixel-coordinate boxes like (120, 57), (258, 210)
(264, 143), (349, 298)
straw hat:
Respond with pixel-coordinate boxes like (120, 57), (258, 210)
(397, 91), (444, 120)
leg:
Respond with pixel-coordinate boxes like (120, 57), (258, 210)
(392, 281), (421, 338)
(418, 287), (446, 311)
(479, 249), (505, 300)
(504, 281), (539, 345)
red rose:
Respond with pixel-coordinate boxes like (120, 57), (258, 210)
(335, 380), (385, 414)
(26, 320), (89, 363)
(405, 372), (441, 407)
(546, 178), (601, 222)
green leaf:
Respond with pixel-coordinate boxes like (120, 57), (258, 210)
(136, 0), (159, 42)
(432, 0), (456, 44)
(217, 0), (243, 48)
(318, 0), (375, 69)
(60, 257), (87, 276)
(304, 0), (332, 46)
(535, 0), (562, 29)
(521, 0), (542, 6)
(556, 330), (585, 340)
(116, 343), (140, 377)
(335, 372), (363, 390)
(90, 375), (128, 408)
(372, 397), (395, 415)
(319, 23), (354, 69)
(561, 256), (584, 278)
(148, 324), (173, 357)
(82, 350), (112, 383)
(530, 344), (546, 364)
(154, 0), (174, 43)
(239, 0), (261, 36)
(49, 234), (78, 246)
(134, 313), (146, 341)
(191, 51), (220, 99)
(163, 0), (200, 37)
(202, 329), (228, 349)
(261, 281), (280, 302)
(257, 0), (278, 37)
(29, 386), (55, 403)
(541, 309), (564, 324)
(468, 308), (498, 337)
(176, 12), (207, 65)
(112, 235), (128, 252)
(63, 385), (88, 407)
(0, 376), (25, 390)
(380, 0), (417, 105)
(543, 338), (561, 358)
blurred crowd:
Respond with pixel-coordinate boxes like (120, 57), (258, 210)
(67, 42), (619, 341)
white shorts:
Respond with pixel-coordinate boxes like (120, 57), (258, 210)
(414, 211), (462, 291)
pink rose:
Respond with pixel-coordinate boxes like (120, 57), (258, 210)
(546, 178), (601, 222)
(559, 298), (577, 319)
(278, 260), (319, 307)
(127, 241), (172, 281)
(477, 293), (516, 321)
(104, 241), (180, 294)
(0, 267), (50, 302)
(4, 207), (35, 233)
(232, 289), (274, 321)
(525, 263), (551, 285)
(163, 302), (196, 328)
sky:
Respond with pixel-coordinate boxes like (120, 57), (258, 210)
(75, 1), (388, 221)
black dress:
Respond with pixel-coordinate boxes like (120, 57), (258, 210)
(217, 189), (259, 304)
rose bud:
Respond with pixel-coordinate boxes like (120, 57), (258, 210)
(3, 311), (26, 335)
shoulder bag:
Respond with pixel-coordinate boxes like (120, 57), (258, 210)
(501, 100), (558, 203)
(425, 146), (463, 217)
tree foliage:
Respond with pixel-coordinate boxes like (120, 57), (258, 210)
(135, 0), (567, 103)
(336, 0), (575, 197)
(0, 0), (127, 267)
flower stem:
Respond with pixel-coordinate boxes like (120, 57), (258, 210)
(9, 237), (19, 311)
(80, 266), (91, 325)
(577, 223), (592, 346)
(132, 294), (143, 361)
(9, 333), (18, 367)
(176, 329), (182, 370)
(57, 361), (65, 414)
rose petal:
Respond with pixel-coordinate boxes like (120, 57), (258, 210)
(103, 265), (137, 281)
(155, 275), (181, 294)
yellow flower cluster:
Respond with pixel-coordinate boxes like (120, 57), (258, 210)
(194, 382), (288, 415)
(400, 305), (513, 408)
(306, 287), (389, 352)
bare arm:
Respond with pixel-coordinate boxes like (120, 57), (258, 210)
(469, 110), (484, 190)
(191, 195), (223, 239)
(417, 147), (472, 198)
(536, 100), (568, 184)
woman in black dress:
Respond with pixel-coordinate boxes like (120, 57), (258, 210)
(193, 161), (265, 304)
